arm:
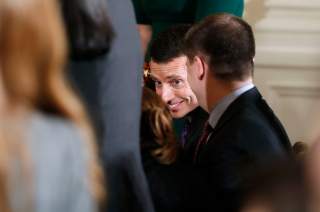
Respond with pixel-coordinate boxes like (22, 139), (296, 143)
(132, 0), (152, 56)
(138, 24), (152, 56)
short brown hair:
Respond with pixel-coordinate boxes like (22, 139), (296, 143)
(185, 13), (255, 81)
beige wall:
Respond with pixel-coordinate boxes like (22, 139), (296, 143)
(244, 0), (320, 144)
(244, 0), (267, 26)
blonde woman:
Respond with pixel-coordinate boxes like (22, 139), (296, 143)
(0, 0), (104, 211)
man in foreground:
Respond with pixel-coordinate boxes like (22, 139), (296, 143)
(185, 13), (292, 211)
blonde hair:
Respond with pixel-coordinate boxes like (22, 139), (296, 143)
(141, 87), (178, 165)
(0, 0), (105, 210)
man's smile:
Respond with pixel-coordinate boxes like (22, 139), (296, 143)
(167, 99), (184, 111)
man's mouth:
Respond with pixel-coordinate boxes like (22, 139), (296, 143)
(168, 100), (184, 110)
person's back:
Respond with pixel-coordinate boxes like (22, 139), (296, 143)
(27, 112), (95, 212)
(0, 0), (104, 210)
(132, 0), (244, 58)
(62, 0), (154, 211)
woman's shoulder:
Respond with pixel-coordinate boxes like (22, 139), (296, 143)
(29, 111), (79, 134)
(26, 111), (86, 172)
(28, 111), (83, 146)
(26, 111), (95, 212)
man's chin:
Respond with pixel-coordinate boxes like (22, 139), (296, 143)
(170, 110), (188, 119)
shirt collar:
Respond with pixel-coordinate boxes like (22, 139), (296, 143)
(208, 83), (254, 129)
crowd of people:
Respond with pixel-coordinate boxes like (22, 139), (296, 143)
(0, 0), (320, 212)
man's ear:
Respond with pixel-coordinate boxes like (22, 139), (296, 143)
(193, 56), (207, 80)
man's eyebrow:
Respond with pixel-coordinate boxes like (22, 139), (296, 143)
(149, 74), (159, 81)
(165, 74), (182, 80)
(149, 74), (182, 81)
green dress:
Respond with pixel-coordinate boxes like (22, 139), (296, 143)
(132, 0), (244, 44)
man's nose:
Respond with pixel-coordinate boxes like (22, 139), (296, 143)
(159, 86), (175, 103)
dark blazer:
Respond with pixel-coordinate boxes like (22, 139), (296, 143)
(141, 148), (209, 212)
(68, 0), (154, 212)
(180, 107), (208, 164)
(196, 87), (292, 212)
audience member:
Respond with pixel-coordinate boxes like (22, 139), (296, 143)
(140, 87), (206, 212)
(185, 13), (292, 211)
(60, 0), (155, 211)
(148, 25), (208, 164)
(132, 0), (244, 57)
(305, 138), (320, 212)
(241, 161), (308, 212)
(141, 87), (178, 165)
(0, 0), (104, 211)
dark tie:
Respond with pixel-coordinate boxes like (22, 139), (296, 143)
(193, 121), (212, 164)
(181, 118), (191, 148)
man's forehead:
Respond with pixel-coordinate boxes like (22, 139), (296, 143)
(150, 56), (187, 77)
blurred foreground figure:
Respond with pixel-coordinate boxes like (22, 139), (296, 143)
(61, 0), (154, 211)
(241, 161), (308, 212)
(305, 138), (320, 212)
(0, 0), (104, 211)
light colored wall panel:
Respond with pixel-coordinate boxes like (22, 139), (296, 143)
(245, 0), (320, 144)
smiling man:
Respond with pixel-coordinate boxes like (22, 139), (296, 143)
(150, 55), (197, 118)
(148, 25), (208, 160)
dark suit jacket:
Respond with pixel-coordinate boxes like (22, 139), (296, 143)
(196, 87), (292, 212)
(68, 1), (154, 212)
(142, 148), (210, 212)
(180, 107), (208, 164)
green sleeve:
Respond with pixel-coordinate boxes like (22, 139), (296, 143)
(195, 0), (244, 21)
(131, 0), (151, 24)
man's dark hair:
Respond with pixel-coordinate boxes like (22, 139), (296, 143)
(150, 24), (191, 63)
(60, 0), (114, 60)
(185, 13), (255, 81)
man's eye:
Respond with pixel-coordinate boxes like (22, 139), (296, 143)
(170, 79), (183, 88)
(154, 81), (162, 87)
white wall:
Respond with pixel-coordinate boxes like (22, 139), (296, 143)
(244, 0), (320, 144)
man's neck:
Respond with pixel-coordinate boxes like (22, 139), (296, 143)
(206, 78), (253, 112)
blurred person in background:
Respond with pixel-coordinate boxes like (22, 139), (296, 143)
(60, 0), (154, 211)
(240, 161), (308, 212)
(132, 0), (244, 58)
(0, 0), (104, 211)
(305, 138), (320, 212)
